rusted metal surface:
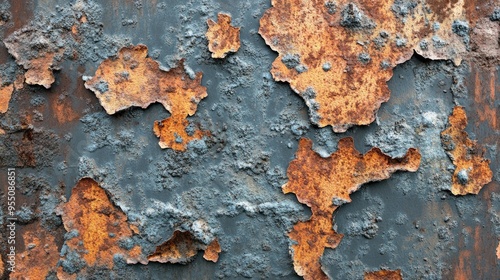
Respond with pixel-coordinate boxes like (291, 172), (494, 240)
(10, 222), (59, 280)
(206, 13), (240, 59)
(147, 230), (220, 264)
(441, 106), (493, 195)
(259, 0), (495, 132)
(364, 269), (402, 280)
(0, 83), (12, 113)
(85, 44), (209, 151)
(56, 178), (145, 277)
(0, 0), (498, 279)
(283, 137), (420, 279)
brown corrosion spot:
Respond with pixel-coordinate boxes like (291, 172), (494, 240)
(148, 230), (220, 264)
(283, 137), (421, 279)
(364, 269), (402, 280)
(441, 106), (493, 195)
(259, 0), (486, 132)
(206, 13), (241, 58)
(0, 83), (14, 113)
(85, 45), (209, 150)
(56, 178), (144, 273)
(203, 239), (222, 262)
(10, 222), (60, 280)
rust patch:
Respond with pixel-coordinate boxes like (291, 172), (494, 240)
(259, 0), (488, 132)
(0, 83), (14, 114)
(148, 230), (220, 264)
(441, 106), (493, 195)
(56, 178), (145, 276)
(206, 13), (241, 58)
(3, 29), (61, 89)
(85, 45), (209, 151)
(364, 269), (402, 280)
(203, 238), (222, 262)
(283, 137), (421, 279)
(10, 222), (60, 280)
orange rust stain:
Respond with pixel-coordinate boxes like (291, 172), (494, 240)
(85, 45), (209, 150)
(454, 249), (472, 280)
(497, 243), (500, 260)
(259, 0), (483, 132)
(364, 269), (402, 280)
(441, 106), (493, 195)
(0, 83), (14, 114)
(148, 230), (220, 264)
(283, 137), (421, 279)
(472, 68), (498, 130)
(56, 178), (144, 273)
(10, 222), (60, 280)
(206, 13), (241, 58)
(52, 97), (79, 124)
(203, 238), (222, 262)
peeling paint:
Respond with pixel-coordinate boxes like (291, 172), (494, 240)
(206, 13), (241, 58)
(56, 178), (145, 277)
(85, 44), (209, 151)
(259, 0), (493, 132)
(441, 106), (493, 195)
(283, 137), (421, 279)
(147, 230), (220, 264)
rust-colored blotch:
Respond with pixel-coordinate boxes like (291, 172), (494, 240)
(206, 13), (241, 58)
(0, 83), (14, 114)
(85, 45), (209, 151)
(203, 239), (222, 262)
(10, 222), (60, 280)
(259, 0), (489, 132)
(283, 137), (421, 280)
(365, 269), (403, 280)
(148, 230), (221, 264)
(56, 178), (144, 277)
(441, 106), (493, 195)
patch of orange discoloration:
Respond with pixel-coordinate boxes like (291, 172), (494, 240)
(203, 239), (222, 262)
(206, 13), (241, 58)
(0, 83), (14, 114)
(56, 178), (145, 274)
(148, 230), (220, 264)
(10, 222), (60, 280)
(259, 0), (489, 132)
(85, 45), (208, 150)
(283, 137), (421, 279)
(497, 243), (500, 260)
(441, 106), (492, 195)
(52, 97), (79, 123)
(364, 269), (402, 280)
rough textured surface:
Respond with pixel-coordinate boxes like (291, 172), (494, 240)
(283, 137), (421, 279)
(147, 230), (219, 264)
(441, 106), (493, 195)
(0, 0), (498, 279)
(259, 0), (493, 132)
(364, 269), (402, 280)
(206, 13), (240, 58)
(0, 83), (13, 113)
(56, 178), (144, 277)
(85, 44), (209, 151)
